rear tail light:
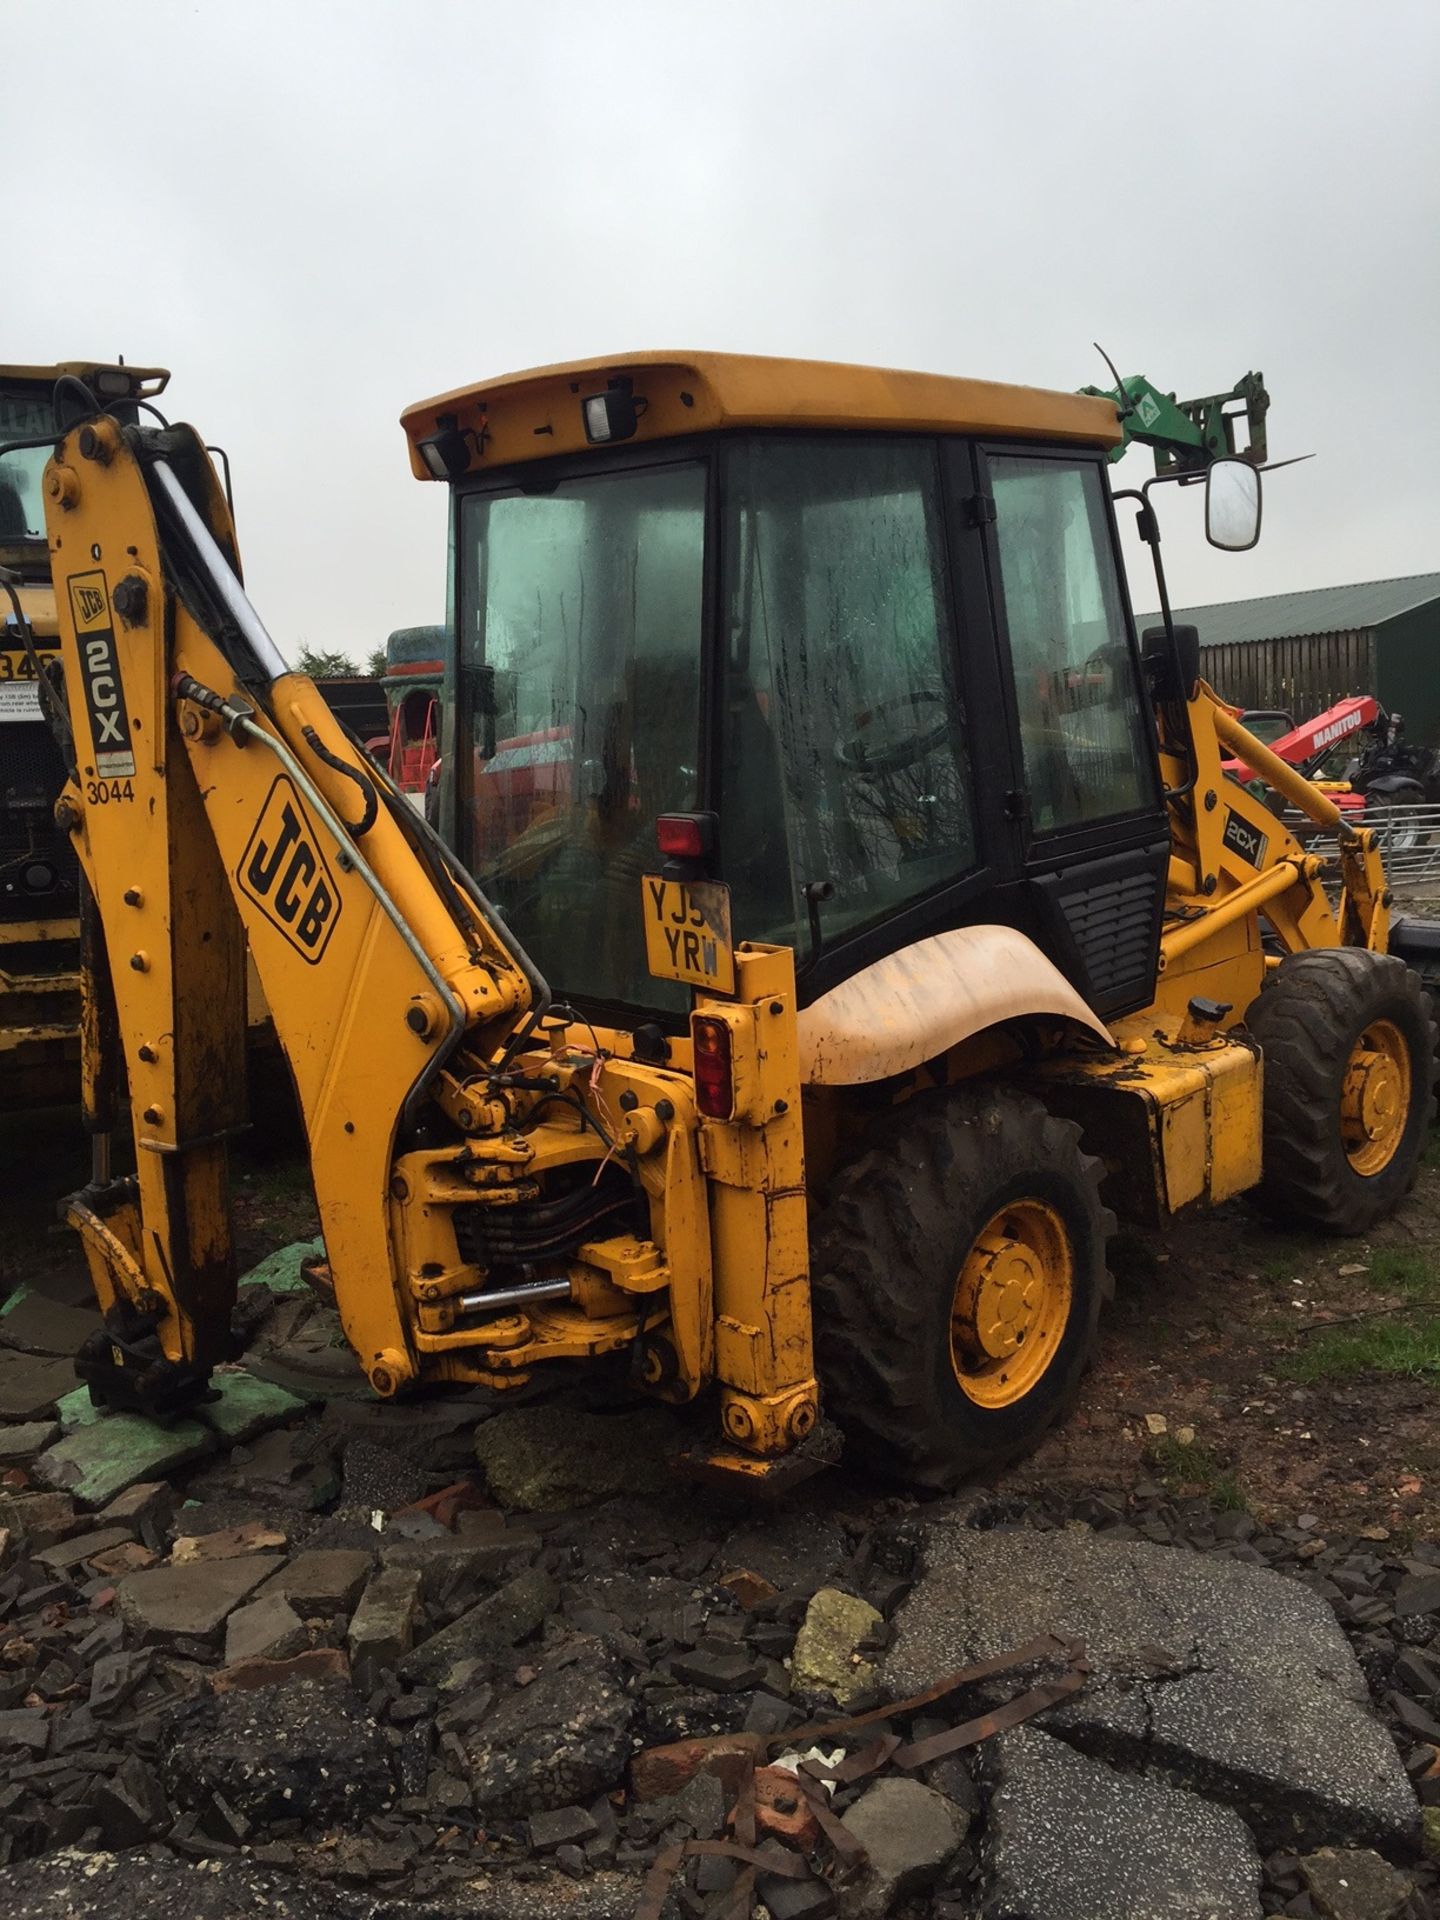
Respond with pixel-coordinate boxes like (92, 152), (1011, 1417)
(656, 813), (716, 860)
(691, 1015), (734, 1120)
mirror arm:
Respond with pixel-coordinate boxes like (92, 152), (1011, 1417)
(1115, 480), (1196, 807)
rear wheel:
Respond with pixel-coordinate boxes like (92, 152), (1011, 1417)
(1246, 948), (1436, 1235)
(812, 1087), (1112, 1489)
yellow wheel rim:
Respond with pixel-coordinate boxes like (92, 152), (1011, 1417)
(950, 1199), (1073, 1409)
(1341, 1017), (1411, 1176)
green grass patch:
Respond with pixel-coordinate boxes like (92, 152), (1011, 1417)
(1254, 1236), (1329, 1285)
(1364, 1247), (1440, 1304)
(1282, 1316), (1440, 1384)
(1148, 1433), (1247, 1511)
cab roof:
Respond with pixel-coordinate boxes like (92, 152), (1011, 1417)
(0, 361), (169, 393)
(399, 350), (1122, 480)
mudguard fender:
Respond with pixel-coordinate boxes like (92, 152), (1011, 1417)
(797, 925), (1114, 1086)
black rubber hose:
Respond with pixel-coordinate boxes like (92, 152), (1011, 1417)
(51, 375), (101, 431)
(300, 726), (377, 837)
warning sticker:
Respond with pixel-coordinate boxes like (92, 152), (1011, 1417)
(66, 571), (137, 778)
(0, 681), (42, 722)
(0, 646), (53, 723)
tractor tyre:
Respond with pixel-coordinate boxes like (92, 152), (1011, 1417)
(811, 1087), (1113, 1490)
(1245, 948), (1436, 1236)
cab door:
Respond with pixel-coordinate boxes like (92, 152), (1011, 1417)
(973, 446), (1170, 1018)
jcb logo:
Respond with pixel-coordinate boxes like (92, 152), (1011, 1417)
(238, 776), (343, 963)
(75, 586), (106, 625)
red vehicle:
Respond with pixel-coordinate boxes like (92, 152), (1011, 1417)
(371, 625), (444, 799)
(1223, 695), (1379, 810)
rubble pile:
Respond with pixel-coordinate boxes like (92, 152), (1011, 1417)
(0, 1253), (1433, 1918)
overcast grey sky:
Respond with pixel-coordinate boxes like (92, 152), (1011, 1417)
(11, 0), (1439, 658)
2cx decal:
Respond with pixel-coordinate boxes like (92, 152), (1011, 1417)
(237, 776), (343, 963)
(67, 571), (137, 779)
(1221, 807), (1269, 869)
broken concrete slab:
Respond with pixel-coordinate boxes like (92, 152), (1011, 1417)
(473, 1401), (682, 1510)
(0, 1290), (102, 1357)
(159, 1677), (394, 1827)
(88, 1541), (158, 1578)
(0, 1419), (59, 1463)
(237, 1237), (325, 1296)
(466, 1647), (635, 1817)
(0, 1490), (80, 1549)
(98, 1481), (174, 1550)
(223, 1589), (309, 1666)
(837, 1777), (969, 1920)
(348, 1566), (423, 1689)
(885, 1521), (1417, 1852)
(0, 1350), (77, 1422)
(54, 1386), (103, 1430)
(381, 1530), (541, 1601)
(34, 1526), (134, 1575)
(33, 1411), (216, 1509)
(115, 1554), (282, 1646)
(211, 1646), (350, 1692)
(400, 1565), (558, 1686)
(171, 1522), (288, 1563)
(193, 1371), (305, 1444)
(91, 1757), (169, 1847)
(256, 1545), (372, 1615)
(0, 1708), (50, 1755)
(791, 1587), (882, 1704)
(983, 1726), (1262, 1920)
(1296, 1847), (1414, 1920)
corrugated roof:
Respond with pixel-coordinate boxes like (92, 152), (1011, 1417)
(1133, 572), (1440, 648)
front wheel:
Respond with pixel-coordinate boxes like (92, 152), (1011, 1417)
(1246, 948), (1436, 1234)
(812, 1087), (1113, 1489)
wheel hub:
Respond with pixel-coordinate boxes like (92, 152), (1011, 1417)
(954, 1232), (1042, 1360)
(1340, 1019), (1411, 1175)
(949, 1199), (1074, 1409)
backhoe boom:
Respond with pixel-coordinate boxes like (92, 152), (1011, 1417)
(45, 414), (537, 1412)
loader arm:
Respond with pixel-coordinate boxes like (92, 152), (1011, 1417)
(44, 411), (541, 1413)
(1148, 664), (1391, 1021)
(1080, 370), (1269, 475)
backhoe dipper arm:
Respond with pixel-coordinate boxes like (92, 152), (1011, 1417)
(45, 413), (538, 1413)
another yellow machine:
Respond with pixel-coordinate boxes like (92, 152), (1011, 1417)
(0, 361), (169, 1108)
(29, 355), (1436, 1487)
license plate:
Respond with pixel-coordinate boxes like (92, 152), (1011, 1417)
(0, 646), (54, 722)
(641, 875), (736, 994)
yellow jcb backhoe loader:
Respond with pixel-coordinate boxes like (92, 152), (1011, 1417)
(18, 353), (1437, 1490)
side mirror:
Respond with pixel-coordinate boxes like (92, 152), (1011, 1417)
(1205, 458), (1262, 552)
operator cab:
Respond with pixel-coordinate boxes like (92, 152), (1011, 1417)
(405, 355), (1170, 1028)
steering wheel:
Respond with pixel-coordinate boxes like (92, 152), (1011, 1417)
(835, 688), (951, 775)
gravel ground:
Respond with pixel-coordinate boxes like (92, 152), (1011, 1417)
(3, 1107), (1440, 1915)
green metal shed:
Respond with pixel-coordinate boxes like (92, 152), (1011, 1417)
(1134, 572), (1440, 742)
